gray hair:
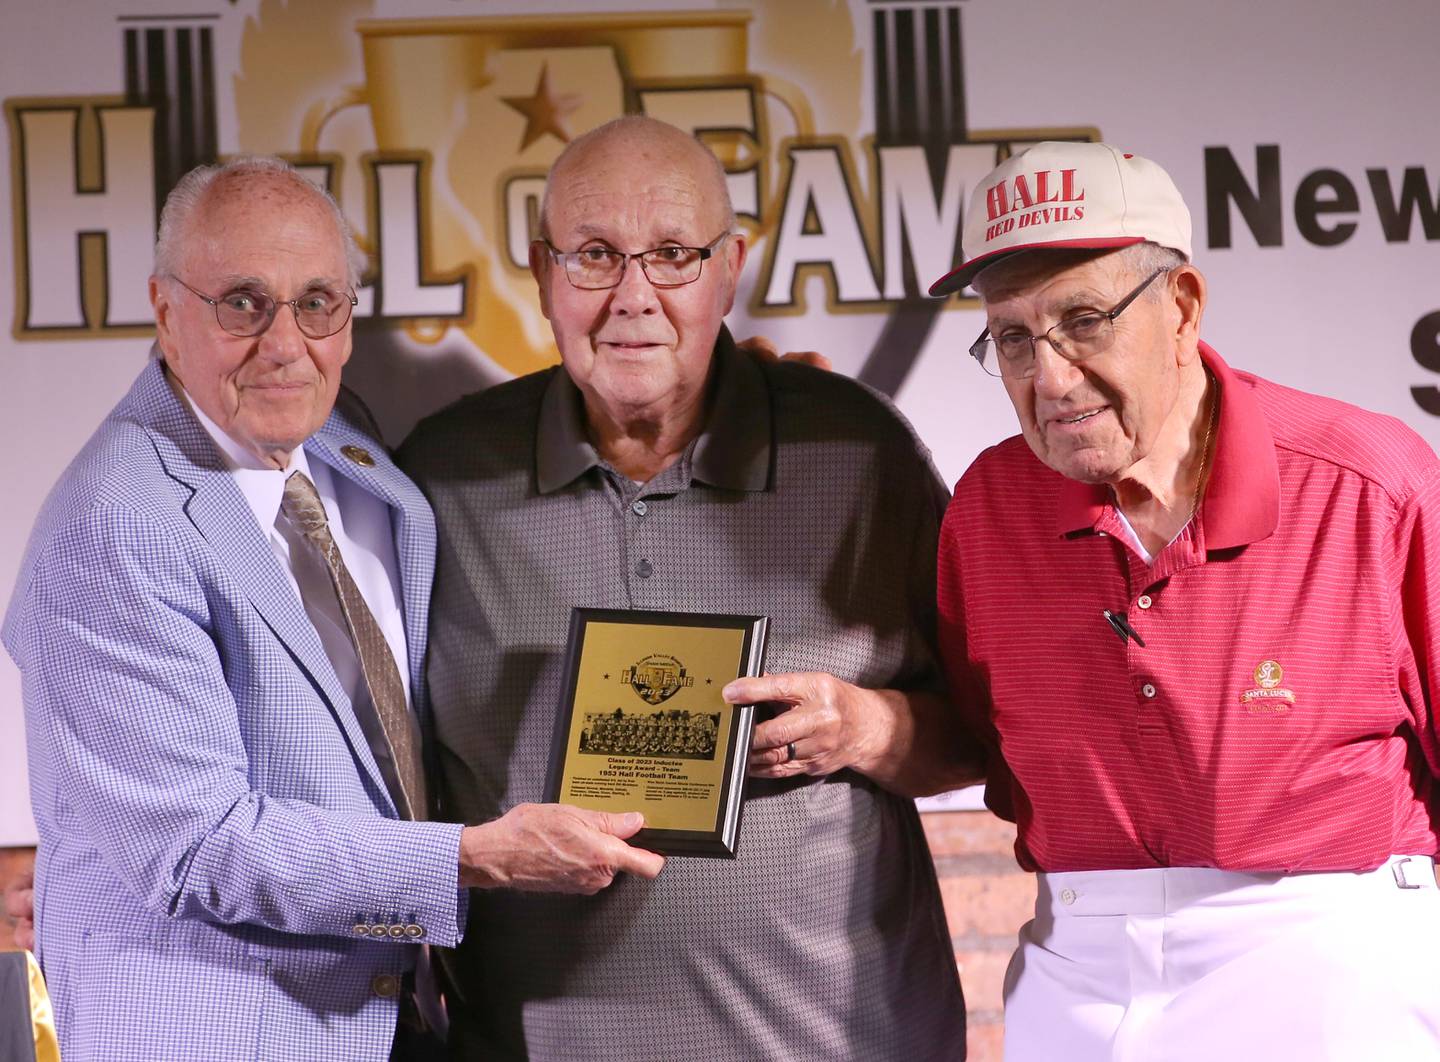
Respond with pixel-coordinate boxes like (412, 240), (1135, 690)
(538, 115), (737, 240)
(153, 155), (367, 285)
(972, 240), (1188, 299)
(1119, 242), (1188, 296)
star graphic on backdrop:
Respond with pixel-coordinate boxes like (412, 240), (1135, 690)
(705, 678), (713, 685)
(502, 64), (582, 151)
(603, 673), (610, 680)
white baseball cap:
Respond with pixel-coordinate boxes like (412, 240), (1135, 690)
(928, 141), (1192, 297)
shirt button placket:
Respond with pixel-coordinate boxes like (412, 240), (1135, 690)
(1131, 586), (1163, 733)
(1136, 678), (1163, 738)
(627, 493), (659, 603)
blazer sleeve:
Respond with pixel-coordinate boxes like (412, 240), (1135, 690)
(8, 502), (467, 947)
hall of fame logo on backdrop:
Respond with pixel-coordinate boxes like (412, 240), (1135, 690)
(5, 0), (1096, 392)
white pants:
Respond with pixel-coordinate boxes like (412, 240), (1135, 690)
(1004, 856), (1440, 1061)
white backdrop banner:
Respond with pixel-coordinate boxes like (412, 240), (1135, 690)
(2, 0), (1437, 842)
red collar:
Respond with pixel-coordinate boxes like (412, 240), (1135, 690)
(1054, 342), (1280, 548)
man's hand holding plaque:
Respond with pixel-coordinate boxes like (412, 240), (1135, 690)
(731, 675), (987, 798)
(458, 804), (664, 894)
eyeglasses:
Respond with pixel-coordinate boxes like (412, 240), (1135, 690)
(969, 268), (1168, 379)
(169, 276), (358, 339)
(540, 232), (731, 290)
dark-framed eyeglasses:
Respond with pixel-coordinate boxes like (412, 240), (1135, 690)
(969, 267), (1168, 379)
(169, 276), (358, 339)
(540, 231), (731, 290)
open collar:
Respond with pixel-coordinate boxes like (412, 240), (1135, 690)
(535, 325), (772, 494)
(1054, 342), (1280, 548)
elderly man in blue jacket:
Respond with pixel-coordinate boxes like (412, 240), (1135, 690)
(3, 156), (662, 1062)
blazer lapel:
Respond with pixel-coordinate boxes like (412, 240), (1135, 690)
(133, 362), (398, 813)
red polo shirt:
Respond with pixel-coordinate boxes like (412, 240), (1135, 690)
(937, 343), (1440, 872)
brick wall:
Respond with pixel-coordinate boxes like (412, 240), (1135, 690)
(3, 812), (1031, 1059)
(923, 811), (1031, 1062)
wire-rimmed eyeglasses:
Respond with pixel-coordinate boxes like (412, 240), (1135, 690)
(540, 232), (731, 290)
(969, 268), (1168, 379)
(169, 276), (358, 339)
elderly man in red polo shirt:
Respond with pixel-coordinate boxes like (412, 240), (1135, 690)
(927, 142), (1440, 1060)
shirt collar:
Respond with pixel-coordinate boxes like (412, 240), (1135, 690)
(535, 325), (773, 494)
(1054, 342), (1280, 548)
(169, 369), (314, 532)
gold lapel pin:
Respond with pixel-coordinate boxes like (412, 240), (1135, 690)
(340, 444), (376, 467)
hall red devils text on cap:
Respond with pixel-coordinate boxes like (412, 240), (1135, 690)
(929, 141), (1193, 296)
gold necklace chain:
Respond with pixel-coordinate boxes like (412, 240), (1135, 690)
(1190, 370), (1218, 523)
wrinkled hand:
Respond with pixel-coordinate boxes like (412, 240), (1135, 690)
(4, 868), (34, 951)
(726, 672), (891, 780)
(735, 335), (833, 372)
(458, 803), (665, 895)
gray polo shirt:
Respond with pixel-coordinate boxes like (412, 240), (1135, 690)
(398, 331), (966, 1061)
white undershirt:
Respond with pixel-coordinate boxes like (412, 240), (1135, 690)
(177, 387), (413, 714)
(1111, 506), (1157, 565)
(1111, 505), (1196, 566)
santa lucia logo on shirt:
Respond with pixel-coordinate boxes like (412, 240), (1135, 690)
(1239, 659), (1297, 713)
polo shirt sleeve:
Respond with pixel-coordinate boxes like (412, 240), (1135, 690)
(1395, 464), (1440, 780)
(936, 498), (1016, 823)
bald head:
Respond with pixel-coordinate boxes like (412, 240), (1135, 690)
(540, 116), (736, 241)
(154, 156), (365, 286)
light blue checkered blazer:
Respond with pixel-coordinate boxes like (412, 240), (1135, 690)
(3, 360), (465, 1061)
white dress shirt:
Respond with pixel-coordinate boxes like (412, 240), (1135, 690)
(177, 384), (413, 720)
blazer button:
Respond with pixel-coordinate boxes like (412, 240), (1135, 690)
(404, 924), (426, 940)
(369, 925), (390, 939)
(388, 925), (407, 939)
(352, 923), (371, 936)
(371, 974), (400, 998)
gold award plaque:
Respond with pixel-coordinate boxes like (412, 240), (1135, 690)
(547, 609), (767, 856)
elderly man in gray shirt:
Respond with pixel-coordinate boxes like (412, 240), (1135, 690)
(398, 115), (976, 1061)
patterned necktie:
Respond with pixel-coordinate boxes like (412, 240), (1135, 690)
(281, 471), (426, 820)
